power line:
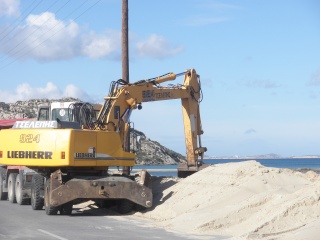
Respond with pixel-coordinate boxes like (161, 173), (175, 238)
(0, 0), (43, 43)
(0, 0), (102, 70)
(72, 0), (101, 21)
(0, 0), (71, 62)
(0, 0), (38, 39)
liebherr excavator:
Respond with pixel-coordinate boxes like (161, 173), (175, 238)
(0, 69), (207, 215)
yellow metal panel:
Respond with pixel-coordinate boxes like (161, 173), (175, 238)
(72, 131), (135, 167)
(0, 128), (135, 168)
(0, 128), (73, 167)
(72, 130), (97, 167)
(96, 131), (135, 167)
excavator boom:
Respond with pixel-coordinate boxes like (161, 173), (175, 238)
(94, 69), (207, 177)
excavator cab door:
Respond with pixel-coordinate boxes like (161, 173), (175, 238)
(37, 106), (50, 121)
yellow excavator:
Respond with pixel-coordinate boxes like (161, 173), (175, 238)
(0, 69), (207, 215)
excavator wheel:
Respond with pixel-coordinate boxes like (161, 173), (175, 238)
(97, 199), (116, 209)
(0, 171), (8, 200)
(117, 199), (134, 214)
(60, 202), (73, 215)
(15, 173), (30, 205)
(8, 173), (18, 203)
(134, 204), (146, 212)
(31, 174), (44, 210)
(44, 178), (58, 215)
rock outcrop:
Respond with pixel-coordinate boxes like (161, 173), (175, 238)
(131, 129), (185, 165)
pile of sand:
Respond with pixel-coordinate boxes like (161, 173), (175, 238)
(134, 160), (320, 239)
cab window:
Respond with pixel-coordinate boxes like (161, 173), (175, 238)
(38, 108), (49, 120)
(52, 108), (73, 121)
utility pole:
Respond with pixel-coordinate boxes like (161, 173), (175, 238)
(122, 0), (129, 83)
(122, 0), (130, 175)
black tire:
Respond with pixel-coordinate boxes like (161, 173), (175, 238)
(44, 178), (58, 215)
(134, 204), (147, 212)
(15, 173), (30, 205)
(60, 202), (73, 215)
(31, 174), (44, 210)
(117, 199), (134, 214)
(8, 173), (18, 203)
(97, 199), (116, 209)
(0, 171), (8, 200)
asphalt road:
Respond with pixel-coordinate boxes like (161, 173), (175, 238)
(0, 200), (210, 240)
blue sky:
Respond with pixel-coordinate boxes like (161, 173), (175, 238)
(0, 0), (319, 157)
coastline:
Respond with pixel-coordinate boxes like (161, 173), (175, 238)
(206, 156), (320, 160)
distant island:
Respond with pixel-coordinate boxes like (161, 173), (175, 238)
(205, 153), (320, 159)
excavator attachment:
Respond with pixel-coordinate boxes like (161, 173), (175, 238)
(177, 146), (208, 178)
(177, 162), (210, 178)
(178, 70), (207, 177)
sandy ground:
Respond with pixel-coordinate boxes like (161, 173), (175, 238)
(132, 160), (320, 239)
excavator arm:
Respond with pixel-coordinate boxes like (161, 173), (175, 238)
(95, 69), (207, 177)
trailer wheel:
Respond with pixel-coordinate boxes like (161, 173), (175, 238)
(60, 202), (73, 215)
(44, 178), (58, 215)
(0, 172), (8, 200)
(8, 173), (18, 203)
(31, 174), (44, 210)
(117, 199), (134, 214)
(15, 173), (30, 205)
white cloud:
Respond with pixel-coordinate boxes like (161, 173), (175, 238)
(0, 82), (93, 103)
(0, 12), (181, 62)
(135, 34), (183, 59)
(0, 0), (19, 17)
(7, 12), (80, 61)
(1, 12), (120, 61)
(81, 30), (121, 59)
(63, 84), (93, 102)
(307, 69), (320, 86)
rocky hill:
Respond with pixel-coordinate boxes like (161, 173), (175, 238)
(0, 98), (185, 165)
(0, 98), (81, 119)
(131, 129), (185, 165)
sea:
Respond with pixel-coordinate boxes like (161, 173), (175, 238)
(129, 158), (320, 177)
